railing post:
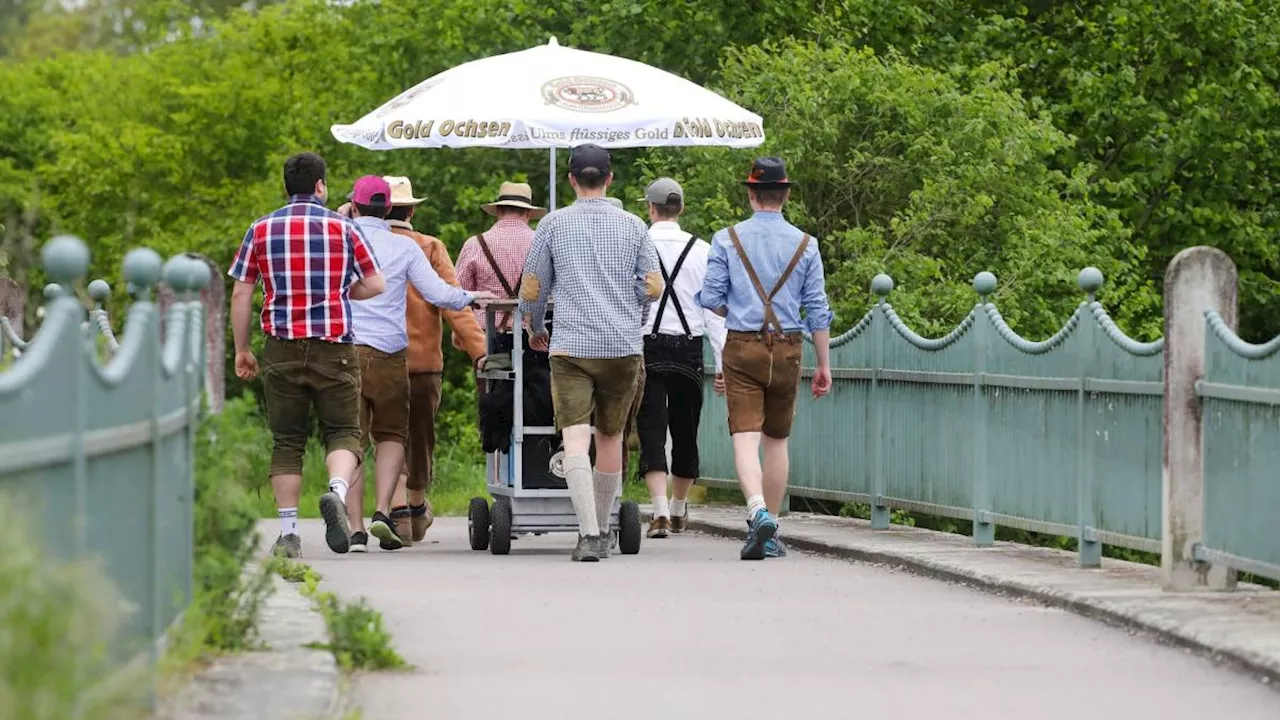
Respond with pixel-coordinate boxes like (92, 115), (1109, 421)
(1162, 247), (1238, 591)
(869, 274), (893, 530)
(1076, 268), (1103, 568)
(972, 272), (996, 547)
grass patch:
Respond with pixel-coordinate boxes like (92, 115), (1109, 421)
(267, 556), (322, 585)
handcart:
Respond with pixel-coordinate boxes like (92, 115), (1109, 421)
(467, 300), (643, 555)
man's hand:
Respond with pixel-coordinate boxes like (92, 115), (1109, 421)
(811, 365), (832, 399)
(469, 290), (499, 306)
(529, 331), (550, 352)
(713, 373), (726, 396)
(235, 349), (259, 381)
(452, 333), (464, 351)
(336, 202), (354, 218)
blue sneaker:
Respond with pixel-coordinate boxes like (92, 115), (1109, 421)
(740, 509), (778, 560)
(765, 536), (788, 558)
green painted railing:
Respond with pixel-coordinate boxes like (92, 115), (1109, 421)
(0, 235), (210, 677)
(699, 255), (1278, 586)
(1198, 312), (1280, 581)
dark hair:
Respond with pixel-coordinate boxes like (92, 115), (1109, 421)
(496, 206), (530, 219)
(386, 205), (414, 222)
(355, 201), (390, 219)
(572, 167), (608, 190)
(651, 196), (683, 220)
(748, 186), (789, 208)
(283, 152), (326, 196)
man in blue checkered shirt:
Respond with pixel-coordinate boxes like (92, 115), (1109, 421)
(519, 143), (662, 562)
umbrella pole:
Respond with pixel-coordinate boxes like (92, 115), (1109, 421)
(548, 147), (557, 212)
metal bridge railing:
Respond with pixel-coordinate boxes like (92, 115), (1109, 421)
(0, 235), (210, 694)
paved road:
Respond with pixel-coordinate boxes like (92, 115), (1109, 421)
(296, 518), (1279, 720)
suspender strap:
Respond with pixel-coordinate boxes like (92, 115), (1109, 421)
(726, 226), (811, 335)
(651, 235), (700, 338)
(476, 233), (516, 330)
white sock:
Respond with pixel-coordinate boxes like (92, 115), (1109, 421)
(279, 507), (299, 536)
(594, 470), (622, 534)
(746, 494), (767, 519)
(328, 477), (349, 503)
(653, 494), (671, 519)
(564, 455), (599, 537)
(671, 497), (687, 518)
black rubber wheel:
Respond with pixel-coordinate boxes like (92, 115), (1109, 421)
(467, 497), (490, 551)
(490, 497), (513, 555)
(619, 500), (642, 555)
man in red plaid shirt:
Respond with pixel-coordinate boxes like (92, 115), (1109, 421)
(229, 152), (387, 559)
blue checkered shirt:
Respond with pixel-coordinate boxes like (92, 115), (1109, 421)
(519, 198), (659, 358)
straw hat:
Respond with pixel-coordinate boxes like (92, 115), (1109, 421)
(383, 176), (427, 206)
(482, 182), (547, 218)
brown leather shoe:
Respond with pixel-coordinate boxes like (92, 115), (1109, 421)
(410, 501), (433, 542)
(390, 506), (414, 547)
(670, 510), (688, 533)
(647, 516), (671, 539)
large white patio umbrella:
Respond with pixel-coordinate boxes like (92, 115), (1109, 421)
(330, 38), (765, 209)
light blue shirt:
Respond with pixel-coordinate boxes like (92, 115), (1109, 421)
(350, 216), (474, 354)
(696, 211), (833, 334)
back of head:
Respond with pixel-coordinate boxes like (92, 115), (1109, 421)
(283, 152), (326, 196)
(569, 143), (612, 191)
(350, 175), (392, 219)
(644, 177), (684, 221)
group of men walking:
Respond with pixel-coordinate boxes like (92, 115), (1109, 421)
(231, 143), (832, 563)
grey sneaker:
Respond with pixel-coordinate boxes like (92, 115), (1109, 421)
(571, 534), (603, 562)
(596, 528), (612, 558)
(271, 534), (301, 559)
(318, 491), (351, 554)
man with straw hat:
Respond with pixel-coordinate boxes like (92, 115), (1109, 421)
(697, 156), (834, 560)
(456, 181), (545, 334)
(343, 175), (491, 551)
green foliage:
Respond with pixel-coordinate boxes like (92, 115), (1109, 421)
(0, 496), (143, 719)
(267, 556), (321, 585)
(188, 395), (274, 652)
(299, 582), (408, 672)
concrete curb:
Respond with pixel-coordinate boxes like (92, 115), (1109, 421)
(159, 574), (346, 720)
(685, 509), (1280, 689)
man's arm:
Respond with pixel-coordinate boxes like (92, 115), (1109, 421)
(346, 221), (385, 300)
(429, 241), (487, 360)
(696, 230), (730, 316)
(799, 242), (834, 336)
(231, 280), (255, 354)
(518, 221), (554, 335)
(406, 241), (475, 311)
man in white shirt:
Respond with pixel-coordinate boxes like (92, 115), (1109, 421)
(635, 178), (727, 538)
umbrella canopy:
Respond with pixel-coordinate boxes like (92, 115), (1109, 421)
(330, 38), (764, 151)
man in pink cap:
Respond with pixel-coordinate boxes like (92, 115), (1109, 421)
(342, 175), (497, 552)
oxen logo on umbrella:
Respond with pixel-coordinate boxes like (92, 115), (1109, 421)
(541, 76), (635, 113)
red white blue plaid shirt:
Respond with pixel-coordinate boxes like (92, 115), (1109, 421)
(227, 194), (381, 342)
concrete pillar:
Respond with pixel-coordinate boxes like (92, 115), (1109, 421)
(1162, 246), (1239, 591)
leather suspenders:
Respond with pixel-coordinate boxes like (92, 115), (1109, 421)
(476, 233), (516, 330)
(726, 226), (810, 335)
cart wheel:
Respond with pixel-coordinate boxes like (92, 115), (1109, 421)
(468, 497), (490, 551)
(619, 500), (642, 555)
(490, 497), (513, 555)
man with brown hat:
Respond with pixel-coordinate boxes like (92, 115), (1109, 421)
(455, 182), (545, 333)
(343, 175), (490, 551)
(697, 156), (834, 561)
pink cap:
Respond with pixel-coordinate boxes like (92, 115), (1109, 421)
(350, 175), (391, 205)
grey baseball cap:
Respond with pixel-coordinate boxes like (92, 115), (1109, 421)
(642, 177), (683, 204)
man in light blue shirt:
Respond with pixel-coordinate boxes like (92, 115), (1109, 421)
(344, 175), (495, 552)
(697, 157), (834, 560)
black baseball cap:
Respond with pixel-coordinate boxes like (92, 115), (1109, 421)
(569, 143), (611, 176)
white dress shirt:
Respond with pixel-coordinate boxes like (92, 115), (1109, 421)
(644, 221), (727, 372)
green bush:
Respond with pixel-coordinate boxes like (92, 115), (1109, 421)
(0, 496), (141, 719)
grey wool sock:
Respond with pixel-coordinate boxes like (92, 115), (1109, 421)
(564, 454), (599, 537)
(594, 470), (622, 535)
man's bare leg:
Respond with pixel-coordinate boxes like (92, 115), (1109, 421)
(761, 435), (789, 514)
(368, 441), (408, 550)
(317, 449), (359, 555)
(345, 466), (366, 532)
(644, 470), (669, 514)
(271, 474), (302, 554)
(733, 431), (776, 560)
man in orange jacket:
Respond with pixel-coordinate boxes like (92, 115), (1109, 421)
(343, 176), (488, 551)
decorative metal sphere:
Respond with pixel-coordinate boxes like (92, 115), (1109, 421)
(122, 248), (163, 291)
(973, 271), (998, 297)
(187, 257), (212, 291)
(41, 235), (90, 285)
(163, 255), (195, 292)
(87, 279), (111, 303)
(871, 273), (894, 298)
(1077, 267), (1104, 295)
(43, 283), (62, 300)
